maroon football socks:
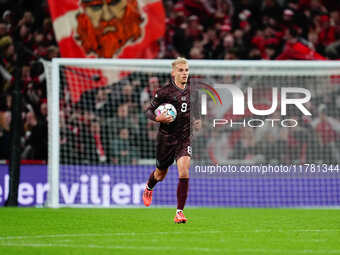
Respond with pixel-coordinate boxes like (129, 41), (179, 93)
(177, 178), (189, 210)
(146, 170), (158, 190)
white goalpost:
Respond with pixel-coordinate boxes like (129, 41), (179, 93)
(45, 59), (340, 208)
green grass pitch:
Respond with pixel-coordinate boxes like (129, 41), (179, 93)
(0, 208), (340, 255)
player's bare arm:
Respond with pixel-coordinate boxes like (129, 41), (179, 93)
(155, 112), (173, 123)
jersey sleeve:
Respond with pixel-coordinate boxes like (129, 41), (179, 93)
(145, 89), (163, 121)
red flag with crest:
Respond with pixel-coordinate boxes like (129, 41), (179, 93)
(48, 0), (165, 103)
(48, 0), (165, 58)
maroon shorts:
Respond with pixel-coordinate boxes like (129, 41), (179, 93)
(156, 133), (191, 170)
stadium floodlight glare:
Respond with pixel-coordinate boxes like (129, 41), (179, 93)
(45, 59), (340, 208)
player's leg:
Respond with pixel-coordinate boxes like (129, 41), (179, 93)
(143, 134), (176, 207)
(174, 144), (191, 223)
(146, 167), (169, 190)
(143, 167), (168, 207)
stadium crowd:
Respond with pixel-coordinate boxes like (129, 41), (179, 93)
(0, 0), (340, 164)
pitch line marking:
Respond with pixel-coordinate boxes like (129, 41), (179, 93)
(0, 231), (221, 240)
(0, 237), (327, 244)
(0, 229), (339, 240)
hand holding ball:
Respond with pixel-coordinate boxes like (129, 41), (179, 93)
(154, 103), (177, 123)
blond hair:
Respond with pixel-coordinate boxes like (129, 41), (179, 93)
(171, 57), (188, 70)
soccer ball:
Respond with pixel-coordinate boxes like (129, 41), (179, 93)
(154, 103), (177, 122)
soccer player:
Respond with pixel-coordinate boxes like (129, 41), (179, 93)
(143, 57), (201, 223)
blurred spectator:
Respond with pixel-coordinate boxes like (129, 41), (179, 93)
(23, 101), (47, 160)
(140, 76), (160, 107)
(262, 0), (282, 19)
(0, 111), (10, 159)
(58, 109), (77, 163)
(318, 14), (338, 48)
(172, 22), (194, 58)
(255, 112), (290, 163)
(311, 104), (340, 163)
(46, 45), (59, 60)
(90, 120), (107, 163)
(94, 88), (112, 119)
(113, 103), (138, 135)
(138, 118), (159, 159)
(276, 28), (327, 60)
(109, 128), (139, 165)
(121, 82), (138, 108)
(231, 127), (257, 160)
(189, 44), (204, 59)
(73, 111), (106, 164)
(203, 28), (224, 59)
(0, 93), (11, 159)
(102, 102), (139, 156)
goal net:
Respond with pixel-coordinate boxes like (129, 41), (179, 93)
(45, 59), (340, 208)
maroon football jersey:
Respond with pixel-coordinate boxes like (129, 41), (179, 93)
(146, 79), (190, 142)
